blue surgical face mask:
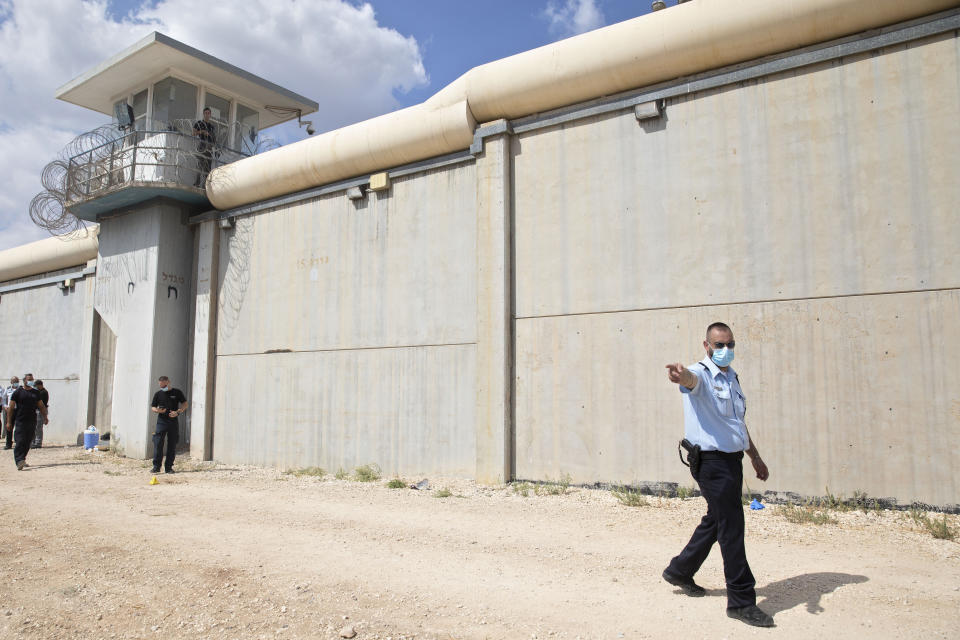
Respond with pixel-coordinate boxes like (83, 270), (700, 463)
(161, 386), (170, 392)
(711, 347), (734, 367)
(11, 382), (19, 388)
(26, 380), (35, 388)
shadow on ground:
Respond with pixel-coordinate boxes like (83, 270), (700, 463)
(758, 572), (869, 615)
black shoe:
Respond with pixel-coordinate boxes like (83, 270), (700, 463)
(727, 605), (775, 627)
(662, 568), (705, 597)
(151, 467), (161, 473)
(165, 468), (175, 474)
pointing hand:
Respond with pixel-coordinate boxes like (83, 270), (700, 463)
(665, 363), (686, 384)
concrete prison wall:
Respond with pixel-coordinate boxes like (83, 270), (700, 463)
(199, 17), (960, 506)
(511, 30), (960, 506)
(209, 164), (480, 475)
(0, 265), (96, 445)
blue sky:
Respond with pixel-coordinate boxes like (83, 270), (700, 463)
(0, 0), (651, 249)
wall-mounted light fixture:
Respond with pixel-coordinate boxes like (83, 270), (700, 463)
(634, 100), (664, 121)
(368, 173), (391, 192)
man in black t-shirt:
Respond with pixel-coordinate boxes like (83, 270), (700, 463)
(193, 107), (216, 187)
(5, 373), (48, 470)
(150, 376), (188, 474)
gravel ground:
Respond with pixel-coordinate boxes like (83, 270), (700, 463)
(0, 445), (957, 640)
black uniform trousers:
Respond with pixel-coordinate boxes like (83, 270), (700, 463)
(13, 418), (36, 465)
(152, 420), (179, 471)
(3, 409), (12, 448)
(666, 451), (756, 609)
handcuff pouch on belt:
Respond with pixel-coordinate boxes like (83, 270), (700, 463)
(678, 438), (701, 477)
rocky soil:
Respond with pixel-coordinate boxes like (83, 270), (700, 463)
(0, 446), (957, 639)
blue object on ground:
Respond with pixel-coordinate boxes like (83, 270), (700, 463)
(749, 498), (765, 510)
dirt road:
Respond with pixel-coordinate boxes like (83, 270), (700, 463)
(0, 446), (957, 639)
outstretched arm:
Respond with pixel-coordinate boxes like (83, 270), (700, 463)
(665, 363), (698, 391)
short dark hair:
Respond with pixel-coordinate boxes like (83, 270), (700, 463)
(35, 380), (43, 387)
(24, 373), (33, 379)
(203, 107), (211, 113)
(158, 375), (170, 382)
(706, 322), (731, 338)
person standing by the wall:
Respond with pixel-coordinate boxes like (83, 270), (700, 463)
(6, 373), (48, 470)
(31, 380), (49, 448)
(1, 376), (19, 450)
(193, 107), (216, 187)
(663, 322), (774, 628)
(150, 376), (188, 474)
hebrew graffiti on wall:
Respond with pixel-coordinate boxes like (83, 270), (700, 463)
(94, 249), (152, 321)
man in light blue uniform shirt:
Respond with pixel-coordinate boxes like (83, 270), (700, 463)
(663, 322), (774, 628)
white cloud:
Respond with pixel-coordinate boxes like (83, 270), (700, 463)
(0, 0), (427, 249)
(542, 0), (606, 38)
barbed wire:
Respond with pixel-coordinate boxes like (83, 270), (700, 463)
(29, 120), (277, 238)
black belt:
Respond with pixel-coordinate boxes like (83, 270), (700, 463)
(699, 450), (744, 460)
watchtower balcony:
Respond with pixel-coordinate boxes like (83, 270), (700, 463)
(63, 119), (251, 221)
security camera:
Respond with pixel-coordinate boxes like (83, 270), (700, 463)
(306, 125), (315, 135)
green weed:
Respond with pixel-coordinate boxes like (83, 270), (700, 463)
(103, 469), (122, 476)
(433, 488), (453, 498)
(821, 487), (850, 511)
(777, 503), (836, 526)
(334, 467), (348, 480)
(612, 486), (649, 507)
(536, 474), (572, 496)
(676, 485), (694, 500)
(512, 482), (533, 497)
(910, 510), (957, 541)
(283, 466), (326, 478)
(353, 463), (381, 482)
(385, 478), (406, 489)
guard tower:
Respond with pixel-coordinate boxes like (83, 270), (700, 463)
(52, 32), (317, 460)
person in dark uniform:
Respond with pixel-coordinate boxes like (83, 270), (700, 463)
(1, 376), (19, 449)
(150, 376), (188, 474)
(32, 380), (49, 448)
(663, 322), (774, 628)
(193, 107), (216, 187)
(6, 373), (48, 471)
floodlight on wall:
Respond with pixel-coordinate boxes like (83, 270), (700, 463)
(368, 172), (391, 192)
(652, 0), (666, 10)
(634, 100), (663, 120)
(346, 185), (365, 200)
(218, 216), (235, 229)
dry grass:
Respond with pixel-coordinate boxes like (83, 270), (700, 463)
(283, 466), (326, 478)
(353, 464), (381, 482)
(612, 486), (650, 507)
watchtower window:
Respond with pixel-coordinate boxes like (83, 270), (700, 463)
(236, 103), (259, 155)
(132, 89), (148, 131)
(151, 77), (197, 131)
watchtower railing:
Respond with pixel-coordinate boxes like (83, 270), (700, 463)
(65, 128), (248, 202)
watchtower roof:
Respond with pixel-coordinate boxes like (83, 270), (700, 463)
(55, 31), (318, 129)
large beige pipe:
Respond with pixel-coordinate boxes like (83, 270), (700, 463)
(430, 0), (960, 120)
(0, 225), (99, 283)
(209, 0), (959, 210)
(208, 100), (475, 209)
